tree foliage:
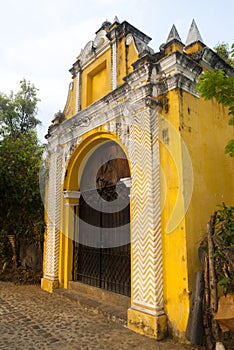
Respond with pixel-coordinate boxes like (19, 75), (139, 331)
(196, 44), (234, 157)
(214, 42), (234, 68)
(0, 79), (41, 141)
(0, 80), (44, 265)
(214, 204), (234, 295)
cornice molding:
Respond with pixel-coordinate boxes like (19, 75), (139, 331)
(190, 47), (234, 76)
(47, 49), (207, 151)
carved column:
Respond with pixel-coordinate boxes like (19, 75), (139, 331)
(75, 71), (81, 113)
(41, 146), (62, 292)
(75, 60), (81, 113)
(107, 28), (118, 90)
(111, 40), (117, 90)
(128, 104), (166, 339)
(60, 190), (81, 288)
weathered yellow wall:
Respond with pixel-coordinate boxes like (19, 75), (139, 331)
(179, 90), (234, 286)
(117, 37), (138, 84)
(88, 61), (107, 104)
(64, 77), (77, 118)
(185, 42), (204, 54)
(58, 202), (73, 289)
(164, 41), (184, 55)
(159, 87), (234, 337)
(81, 51), (111, 109)
(127, 39), (139, 74)
(159, 90), (190, 336)
(117, 37), (127, 85)
(63, 35), (139, 118)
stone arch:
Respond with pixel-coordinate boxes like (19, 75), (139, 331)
(64, 132), (131, 192)
(60, 132), (132, 296)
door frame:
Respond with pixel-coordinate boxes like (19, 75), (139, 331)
(60, 133), (132, 292)
(73, 140), (131, 296)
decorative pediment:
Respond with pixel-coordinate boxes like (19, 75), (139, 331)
(79, 31), (110, 66)
(126, 33), (154, 55)
(93, 29), (109, 49)
(80, 40), (94, 65)
(134, 36), (154, 54)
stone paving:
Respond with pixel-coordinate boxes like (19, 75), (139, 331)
(0, 282), (202, 350)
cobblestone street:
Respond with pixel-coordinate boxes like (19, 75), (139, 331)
(0, 282), (202, 350)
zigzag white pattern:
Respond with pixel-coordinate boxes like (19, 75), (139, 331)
(45, 152), (62, 279)
(130, 107), (164, 313)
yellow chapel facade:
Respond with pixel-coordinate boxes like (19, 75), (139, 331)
(41, 18), (234, 340)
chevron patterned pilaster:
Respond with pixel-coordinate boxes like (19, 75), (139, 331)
(43, 150), (62, 285)
(129, 106), (164, 315)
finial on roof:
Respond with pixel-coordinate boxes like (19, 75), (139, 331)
(102, 19), (111, 28)
(113, 15), (120, 24)
(185, 19), (203, 46)
(96, 19), (112, 34)
(166, 24), (182, 43)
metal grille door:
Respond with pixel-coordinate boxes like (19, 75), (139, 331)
(73, 141), (131, 297)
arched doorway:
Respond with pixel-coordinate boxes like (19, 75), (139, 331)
(73, 140), (131, 296)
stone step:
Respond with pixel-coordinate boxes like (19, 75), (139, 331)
(68, 281), (130, 308)
(54, 282), (130, 327)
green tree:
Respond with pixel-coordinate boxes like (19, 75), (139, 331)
(196, 44), (234, 157)
(0, 79), (41, 140)
(0, 80), (44, 266)
(214, 42), (234, 68)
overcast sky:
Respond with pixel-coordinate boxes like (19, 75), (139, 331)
(0, 0), (233, 142)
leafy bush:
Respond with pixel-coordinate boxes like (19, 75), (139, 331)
(0, 230), (13, 265)
(214, 203), (234, 295)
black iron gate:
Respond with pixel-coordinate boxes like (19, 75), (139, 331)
(73, 141), (131, 297)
